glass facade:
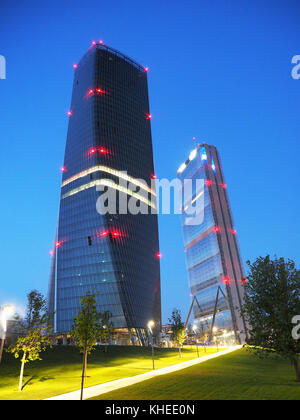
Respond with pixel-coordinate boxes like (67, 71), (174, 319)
(48, 44), (161, 344)
(177, 144), (248, 344)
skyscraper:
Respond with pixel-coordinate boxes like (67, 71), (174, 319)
(48, 43), (161, 345)
(177, 143), (247, 344)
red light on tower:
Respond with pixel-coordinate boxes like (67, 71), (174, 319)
(92, 41), (96, 46)
(96, 88), (104, 94)
(55, 241), (62, 248)
(99, 147), (107, 154)
(144, 66), (149, 72)
(156, 252), (162, 259)
(242, 277), (247, 284)
(100, 230), (109, 237)
(73, 64), (78, 69)
(214, 226), (221, 233)
(151, 174), (157, 180)
(222, 275), (230, 284)
(146, 114), (152, 120)
(112, 231), (120, 238)
(205, 180), (212, 187)
(89, 148), (96, 154)
(67, 110), (72, 117)
(99, 40), (104, 45)
(60, 166), (66, 172)
(231, 229), (237, 235)
(221, 183), (227, 189)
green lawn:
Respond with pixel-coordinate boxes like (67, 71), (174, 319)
(91, 349), (300, 400)
(0, 345), (218, 400)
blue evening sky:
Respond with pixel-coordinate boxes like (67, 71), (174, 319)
(0, 0), (299, 321)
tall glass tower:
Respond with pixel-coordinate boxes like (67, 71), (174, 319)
(177, 143), (247, 344)
(48, 43), (161, 345)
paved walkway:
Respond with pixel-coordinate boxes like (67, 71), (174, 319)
(45, 346), (242, 400)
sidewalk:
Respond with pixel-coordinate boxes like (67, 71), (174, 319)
(45, 346), (242, 400)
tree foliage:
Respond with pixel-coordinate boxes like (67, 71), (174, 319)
(169, 308), (186, 356)
(242, 255), (300, 381)
(98, 310), (114, 351)
(7, 290), (52, 391)
(71, 293), (101, 399)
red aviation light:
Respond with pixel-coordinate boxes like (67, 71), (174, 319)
(151, 174), (157, 180)
(55, 241), (63, 248)
(96, 88), (104, 94)
(91, 41), (96, 46)
(88, 89), (94, 96)
(111, 231), (121, 238)
(73, 64), (78, 69)
(232, 229), (237, 235)
(242, 277), (247, 284)
(67, 110), (72, 117)
(221, 183), (227, 189)
(99, 40), (104, 45)
(100, 230), (109, 237)
(214, 226), (221, 233)
(99, 147), (108, 154)
(205, 180), (212, 187)
(60, 166), (66, 172)
(146, 113), (152, 120)
(144, 66), (149, 72)
(222, 276), (230, 285)
(156, 252), (162, 259)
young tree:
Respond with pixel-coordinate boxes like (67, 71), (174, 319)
(99, 310), (114, 352)
(242, 255), (300, 382)
(169, 309), (186, 357)
(7, 291), (52, 391)
(71, 293), (101, 400)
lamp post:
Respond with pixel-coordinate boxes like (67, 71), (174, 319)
(0, 305), (15, 365)
(213, 327), (219, 352)
(192, 325), (199, 358)
(147, 320), (155, 370)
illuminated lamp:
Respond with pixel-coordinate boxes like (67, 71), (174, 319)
(144, 66), (149, 72)
(60, 166), (66, 172)
(99, 40), (104, 45)
(151, 174), (157, 180)
(146, 114), (152, 120)
(156, 252), (162, 259)
(205, 180), (212, 187)
(100, 231), (109, 237)
(214, 226), (221, 233)
(221, 183), (227, 189)
(96, 88), (104, 94)
(111, 231), (120, 238)
(242, 277), (247, 284)
(232, 229), (237, 234)
(99, 147), (107, 154)
(73, 64), (78, 69)
(92, 41), (96, 46)
(67, 110), (72, 116)
(55, 241), (62, 248)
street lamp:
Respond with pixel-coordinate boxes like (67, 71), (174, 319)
(0, 305), (15, 364)
(192, 325), (199, 358)
(147, 320), (155, 370)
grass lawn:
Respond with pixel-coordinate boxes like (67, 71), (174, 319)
(90, 349), (300, 400)
(0, 345), (218, 400)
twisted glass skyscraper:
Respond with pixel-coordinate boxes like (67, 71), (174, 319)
(48, 43), (161, 345)
(177, 143), (247, 344)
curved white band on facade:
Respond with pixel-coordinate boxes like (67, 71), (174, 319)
(61, 178), (157, 209)
(62, 165), (156, 197)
